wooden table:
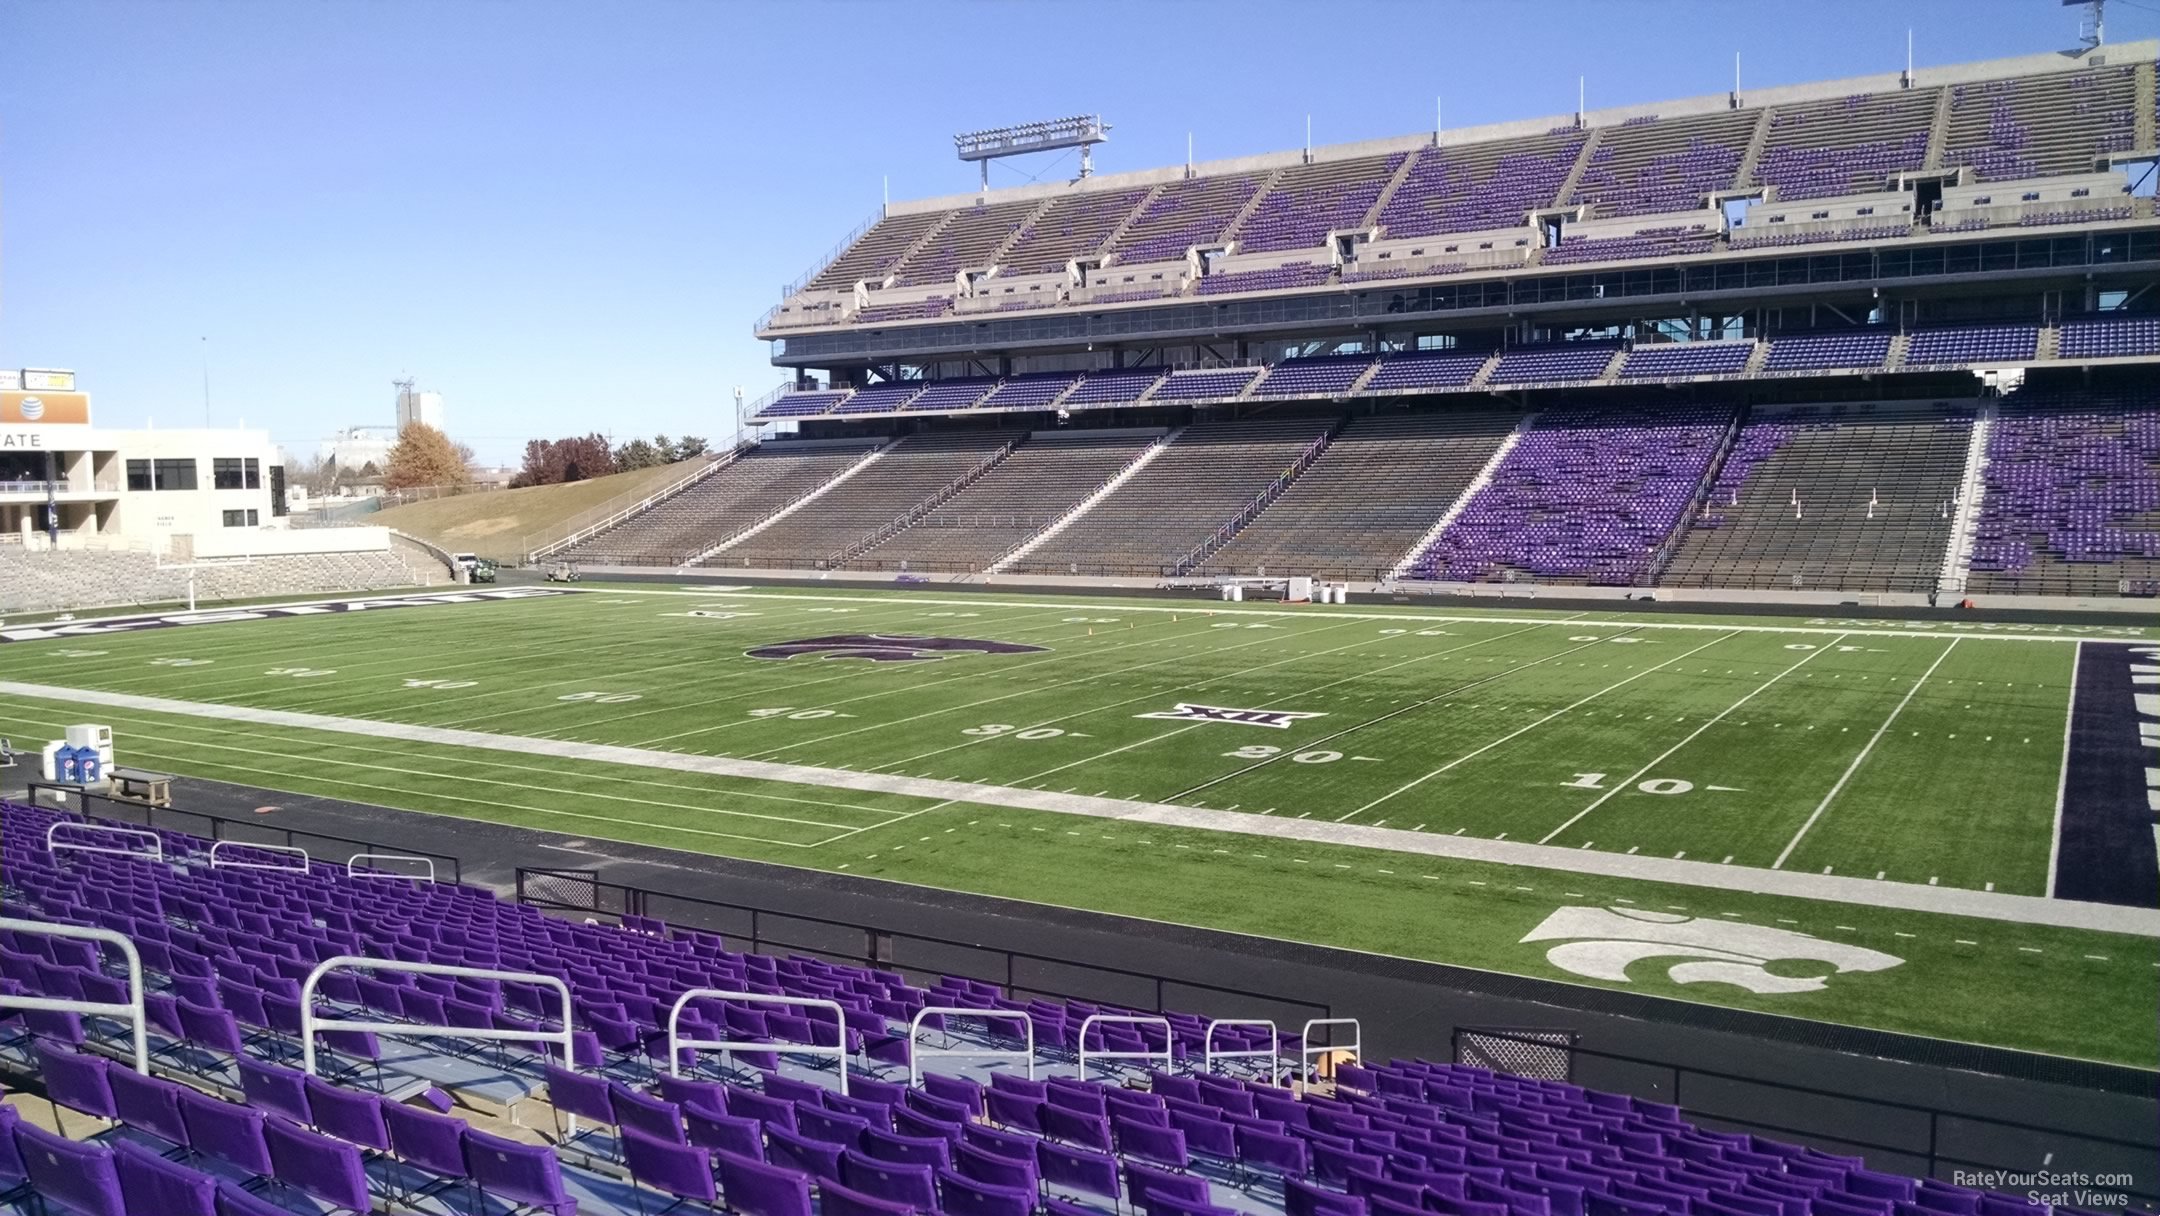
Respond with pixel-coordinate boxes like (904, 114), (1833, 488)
(106, 767), (174, 808)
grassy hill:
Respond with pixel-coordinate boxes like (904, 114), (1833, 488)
(372, 459), (708, 560)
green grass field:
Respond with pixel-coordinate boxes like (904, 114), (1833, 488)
(1, 584), (2153, 1066)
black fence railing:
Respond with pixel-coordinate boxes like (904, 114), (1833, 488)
(25, 785), (464, 883)
(514, 867), (1330, 1026)
(1451, 1027), (2160, 1207)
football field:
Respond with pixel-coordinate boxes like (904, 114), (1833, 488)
(1, 583), (2154, 1065)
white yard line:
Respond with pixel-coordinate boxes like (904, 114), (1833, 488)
(1171, 628), (1639, 808)
(571, 587), (2143, 644)
(3, 677), (2152, 936)
(1536, 635), (1851, 845)
(1020, 623), (1568, 790)
(1352, 631), (1740, 817)
(2046, 640), (2083, 898)
(1771, 638), (1961, 870)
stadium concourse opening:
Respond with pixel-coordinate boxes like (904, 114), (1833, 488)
(4, 22), (2160, 1216)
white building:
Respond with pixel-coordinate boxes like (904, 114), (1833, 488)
(395, 381), (444, 432)
(2, 373), (287, 553)
(320, 425), (397, 473)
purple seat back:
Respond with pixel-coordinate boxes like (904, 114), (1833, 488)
(1043, 1103), (1113, 1151)
(956, 1140), (1037, 1192)
(1036, 1140), (1121, 1200)
(382, 1101), (471, 1179)
(177, 1090), (272, 1175)
(766, 1124), (845, 1182)
(939, 1167), (1037, 1216)
(921, 1072), (983, 1115)
(717, 1148), (815, 1216)
(611, 1082), (686, 1146)
(109, 1067), (190, 1147)
(215, 1177), (298, 1216)
(800, 1104), (872, 1149)
(237, 1058), (312, 1126)
(304, 1076), (392, 1152)
(843, 1147), (939, 1208)
(686, 1106), (765, 1160)
(1126, 1160), (1212, 1210)
(466, 1125), (575, 1216)
(730, 1086), (798, 1130)
(34, 1043), (116, 1120)
(1116, 1116), (1190, 1170)
(1289, 1178), (1372, 1216)
(113, 1139), (216, 1216)
(547, 1064), (615, 1125)
(825, 1179), (918, 1216)
(625, 1127), (719, 1204)
(264, 1117), (372, 1211)
(862, 1126), (951, 1169)
(15, 1121), (124, 1216)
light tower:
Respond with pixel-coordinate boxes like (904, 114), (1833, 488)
(954, 115), (1111, 193)
(2065, 0), (2105, 50)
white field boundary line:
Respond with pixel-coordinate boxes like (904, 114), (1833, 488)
(0, 709), (855, 850)
(559, 588), (2147, 643)
(2046, 640), (2082, 898)
(1772, 638), (1962, 870)
(3, 679), (2152, 936)
(1537, 636), (1851, 845)
(1349, 631), (1741, 818)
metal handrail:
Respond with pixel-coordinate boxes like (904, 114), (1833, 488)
(0, 917), (148, 1073)
(823, 435), (1022, 567)
(345, 853), (437, 883)
(908, 1007), (1035, 1086)
(207, 840), (310, 873)
(300, 957), (574, 1078)
(1172, 424), (1339, 575)
(666, 990), (848, 1093)
(527, 448), (747, 563)
(1075, 1014), (1173, 1080)
(1203, 1017), (1283, 1083)
(45, 821), (162, 863)
(1299, 1017), (1362, 1077)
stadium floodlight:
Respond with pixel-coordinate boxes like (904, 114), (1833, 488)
(954, 115), (1110, 190)
(2065, 0), (2104, 51)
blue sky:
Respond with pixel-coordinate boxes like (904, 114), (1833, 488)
(1, 0), (2148, 463)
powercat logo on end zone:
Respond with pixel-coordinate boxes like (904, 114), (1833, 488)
(746, 634), (1050, 662)
(0, 587), (566, 643)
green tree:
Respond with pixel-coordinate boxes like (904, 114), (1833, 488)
(671, 436), (710, 462)
(614, 437), (666, 471)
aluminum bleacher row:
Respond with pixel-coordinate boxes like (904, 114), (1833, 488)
(564, 382), (2160, 594)
(755, 317), (2155, 422)
(0, 802), (2061, 1216)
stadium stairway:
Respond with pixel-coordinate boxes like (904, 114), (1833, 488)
(1658, 402), (1978, 594)
(986, 431), (1182, 574)
(846, 431), (1166, 574)
(0, 799), (2073, 1216)
(559, 440), (882, 567)
(713, 433), (1019, 570)
(1194, 412), (1519, 580)
(1006, 418), (1343, 576)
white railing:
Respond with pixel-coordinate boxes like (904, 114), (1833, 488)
(345, 854), (437, 883)
(0, 918), (147, 1074)
(45, 821), (162, 863)
(823, 436), (1021, 568)
(300, 958), (575, 1078)
(666, 990), (849, 1094)
(526, 447), (750, 563)
(1299, 1018), (1362, 1078)
(1202, 1018), (1282, 1083)
(208, 841), (310, 873)
(1075, 1014), (1173, 1080)
(1172, 424), (1339, 575)
(688, 442), (892, 566)
(907, 1007), (1035, 1086)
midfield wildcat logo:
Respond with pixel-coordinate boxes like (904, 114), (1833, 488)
(1521, 906), (1902, 995)
(1135, 703), (1326, 729)
(744, 634), (1050, 663)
